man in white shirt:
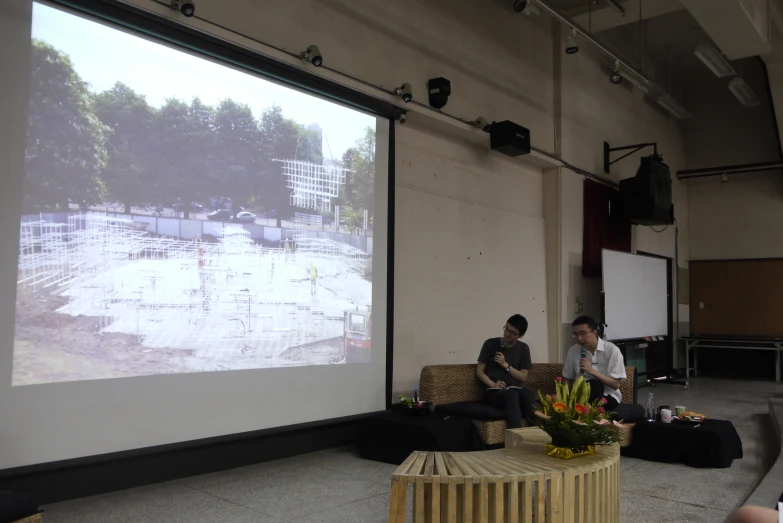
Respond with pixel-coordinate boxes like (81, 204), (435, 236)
(562, 316), (626, 410)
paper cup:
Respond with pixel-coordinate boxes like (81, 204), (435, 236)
(675, 405), (686, 417)
(661, 408), (673, 423)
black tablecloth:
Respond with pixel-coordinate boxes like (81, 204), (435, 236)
(359, 407), (478, 465)
(621, 419), (743, 468)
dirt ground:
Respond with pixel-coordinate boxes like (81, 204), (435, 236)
(279, 337), (345, 365)
(13, 287), (192, 385)
(12, 287), (348, 385)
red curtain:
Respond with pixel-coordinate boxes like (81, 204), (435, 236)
(582, 179), (632, 277)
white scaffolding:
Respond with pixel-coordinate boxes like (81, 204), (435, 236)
(274, 159), (350, 212)
(16, 213), (370, 357)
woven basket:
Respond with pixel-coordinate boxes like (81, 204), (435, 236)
(617, 422), (635, 448)
(419, 364), (638, 447)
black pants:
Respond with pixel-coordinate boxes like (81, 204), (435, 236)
(586, 379), (619, 411)
(482, 387), (536, 429)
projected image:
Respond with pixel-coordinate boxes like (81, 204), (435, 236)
(13, 4), (378, 385)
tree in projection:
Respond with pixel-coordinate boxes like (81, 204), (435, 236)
(24, 40), (108, 211)
(338, 127), (376, 229)
(148, 97), (216, 219)
(92, 82), (156, 214)
(213, 99), (262, 216)
(258, 104), (304, 227)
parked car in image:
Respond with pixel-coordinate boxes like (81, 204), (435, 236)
(207, 209), (233, 221)
(173, 202), (204, 213)
(233, 211), (256, 223)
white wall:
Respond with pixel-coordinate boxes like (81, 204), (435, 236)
(689, 172), (783, 259)
(556, 37), (690, 355)
(685, 57), (782, 261)
(14, 0), (693, 397)
(393, 124), (548, 395)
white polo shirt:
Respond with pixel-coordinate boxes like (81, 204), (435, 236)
(563, 338), (626, 404)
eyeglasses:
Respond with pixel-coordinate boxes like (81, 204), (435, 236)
(503, 325), (521, 337)
(572, 330), (595, 339)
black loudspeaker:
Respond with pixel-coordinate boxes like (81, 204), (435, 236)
(489, 121), (531, 157)
(427, 77), (451, 109)
(620, 155), (674, 225)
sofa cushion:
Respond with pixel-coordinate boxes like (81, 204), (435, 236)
(611, 403), (647, 423)
(435, 401), (506, 421)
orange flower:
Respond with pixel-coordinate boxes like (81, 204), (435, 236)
(553, 402), (568, 413)
(574, 404), (586, 415)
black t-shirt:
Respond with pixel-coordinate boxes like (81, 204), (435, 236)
(477, 338), (533, 386)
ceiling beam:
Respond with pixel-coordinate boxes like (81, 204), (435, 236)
(571, 0), (684, 33)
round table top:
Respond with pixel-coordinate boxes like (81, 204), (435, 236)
(393, 427), (619, 484)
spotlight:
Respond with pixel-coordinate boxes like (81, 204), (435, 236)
(300, 45), (323, 67)
(610, 60), (622, 84)
(170, 0), (195, 17)
(399, 113), (407, 124)
(512, 0), (539, 15)
(721, 173), (728, 183)
(565, 29), (579, 54)
(512, 0), (528, 12)
(471, 117), (491, 132)
(394, 83), (413, 103)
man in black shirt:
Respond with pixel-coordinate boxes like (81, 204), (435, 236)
(476, 314), (535, 429)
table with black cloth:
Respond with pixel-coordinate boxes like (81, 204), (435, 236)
(621, 419), (743, 468)
(359, 406), (478, 465)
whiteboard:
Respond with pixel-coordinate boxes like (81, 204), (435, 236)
(602, 250), (668, 340)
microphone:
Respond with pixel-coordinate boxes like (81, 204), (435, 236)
(580, 347), (586, 375)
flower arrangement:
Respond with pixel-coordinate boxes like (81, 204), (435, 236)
(534, 376), (620, 457)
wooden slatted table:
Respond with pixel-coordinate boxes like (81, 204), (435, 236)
(388, 427), (620, 523)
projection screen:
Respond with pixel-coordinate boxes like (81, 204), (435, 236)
(602, 249), (668, 341)
(0, 0), (390, 469)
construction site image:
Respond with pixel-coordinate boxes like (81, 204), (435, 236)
(13, 160), (374, 386)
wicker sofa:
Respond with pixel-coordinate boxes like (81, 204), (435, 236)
(419, 363), (637, 446)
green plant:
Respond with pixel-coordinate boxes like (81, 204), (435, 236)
(399, 395), (414, 408)
(535, 376), (620, 451)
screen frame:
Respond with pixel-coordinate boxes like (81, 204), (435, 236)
(1, 0), (397, 470)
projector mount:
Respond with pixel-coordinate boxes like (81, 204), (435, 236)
(603, 141), (659, 175)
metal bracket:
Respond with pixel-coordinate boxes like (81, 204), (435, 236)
(603, 141), (658, 175)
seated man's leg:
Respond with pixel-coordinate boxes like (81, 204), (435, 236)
(586, 379), (603, 403)
(483, 389), (523, 429)
(602, 395), (619, 411)
(517, 386), (537, 426)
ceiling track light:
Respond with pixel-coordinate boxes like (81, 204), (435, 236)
(565, 29), (579, 54)
(610, 60), (622, 84)
(394, 83), (413, 103)
(694, 44), (736, 78)
(299, 45), (323, 67)
(470, 117), (491, 132)
(728, 77), (761, 108)
(512, 0), (540, 15)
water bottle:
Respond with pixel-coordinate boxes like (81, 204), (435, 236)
(413, 386), (420, 406)
(647, 392), (656, 421)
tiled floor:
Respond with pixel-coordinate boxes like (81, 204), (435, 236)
(42, 377), (782, 523)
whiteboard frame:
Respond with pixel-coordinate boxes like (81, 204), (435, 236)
(601, 249), (670, 342)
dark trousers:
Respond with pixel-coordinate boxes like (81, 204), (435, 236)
(586, 379), (619, 411)
(482, 387), (536, 429)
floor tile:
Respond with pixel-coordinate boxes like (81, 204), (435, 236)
(202, 464), (389, 520)
(622, 460), (756, 511)
(621, 492), (729, 523)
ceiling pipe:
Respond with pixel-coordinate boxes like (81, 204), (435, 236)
(676, 160), (783, 179)
(530, 0), (670, 97)
(602, 0), (625, 16)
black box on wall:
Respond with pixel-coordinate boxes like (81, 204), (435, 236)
(489, 120), (531, 157)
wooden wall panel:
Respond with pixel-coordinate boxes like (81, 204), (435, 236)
(690, 259), (783, 338)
